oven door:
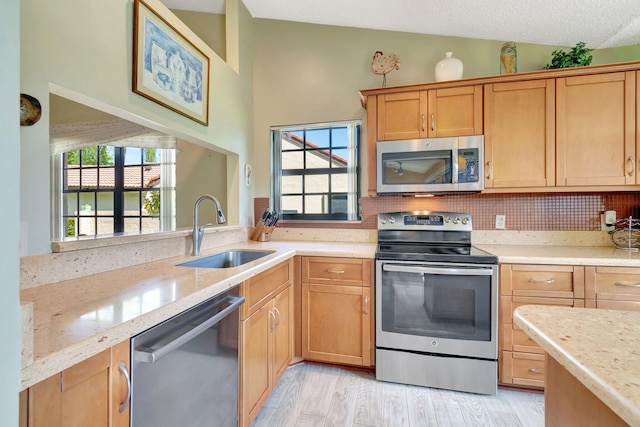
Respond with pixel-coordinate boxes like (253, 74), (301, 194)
(376, 260), (497, 360)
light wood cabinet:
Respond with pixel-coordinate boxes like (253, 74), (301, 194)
(239, 259), (294, 427)
(376, 85), (483, 141)
(556, 71), (637, 187)
(301, 257), (374, 367)
(484, 79), (556, 188)
(22, 340), (130, 427)
(499, 264), (585, 389)
(585, 265), (640, 308)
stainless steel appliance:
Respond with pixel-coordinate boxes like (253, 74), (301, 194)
(130, 287), (245, 427)
(376, 136), (484, 194)
(375, 211), (498, 395)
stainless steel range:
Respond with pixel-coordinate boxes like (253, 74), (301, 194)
(375, 211), (499, 395)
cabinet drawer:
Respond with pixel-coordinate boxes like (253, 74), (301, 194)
(301, 257), (372, 287)
(501, 351), (545, 388)
(586, 266), (640, 302)
(502, 323), (543, 354)
(241, 260), (293, 319)
(502, 264), (584, 298)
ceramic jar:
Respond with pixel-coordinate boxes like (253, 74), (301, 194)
(435, 52), (463, 81)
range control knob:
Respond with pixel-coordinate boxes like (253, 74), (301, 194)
(461, 217), (469, 225)
(380, 217), (387, 224)
(444, 216), (451, 223)
(452, 216), (459, 224)
(389, 216), (396, 224)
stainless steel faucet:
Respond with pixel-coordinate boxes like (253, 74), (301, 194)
(192, 195), (226, 256)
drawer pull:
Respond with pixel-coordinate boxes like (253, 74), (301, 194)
(364, 295), (369, 315)
(628, 156), (635, 177)
(325, 269), (345, 274)
(528, 278), (555, 284)
(529, 368), (545, 375)
(615, 282), (640, 287)
(421, 114), (425, 132)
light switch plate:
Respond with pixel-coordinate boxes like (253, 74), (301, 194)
(495, 214), (506, 229)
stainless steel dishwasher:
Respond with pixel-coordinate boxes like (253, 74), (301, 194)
(130, 286), (244, 427)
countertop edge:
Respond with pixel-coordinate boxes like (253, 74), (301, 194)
(513, 306), (640, 426)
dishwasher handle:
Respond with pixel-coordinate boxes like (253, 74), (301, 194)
(134, 295), (245, 364)
(383, 263), (493, 276)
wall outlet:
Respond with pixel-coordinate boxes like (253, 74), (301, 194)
(495, 214), (506, 229)
(601, 211), (616, 231)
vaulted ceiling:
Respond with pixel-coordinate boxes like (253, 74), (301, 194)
(162, 0), (640, 49)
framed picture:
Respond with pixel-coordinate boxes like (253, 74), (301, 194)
(133, 0), (210, 125)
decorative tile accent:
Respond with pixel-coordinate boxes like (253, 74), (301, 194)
(257, 192), (640, 231)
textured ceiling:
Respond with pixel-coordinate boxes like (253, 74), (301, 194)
(163, 0), (640, 48)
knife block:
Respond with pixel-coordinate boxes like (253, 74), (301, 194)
(250, 222), (276, 241)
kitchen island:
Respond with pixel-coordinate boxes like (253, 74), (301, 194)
(514, 305), (640, 426)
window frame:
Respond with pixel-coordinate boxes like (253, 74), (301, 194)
(271, 120), (361, 222)
(52, 145), (176, 240)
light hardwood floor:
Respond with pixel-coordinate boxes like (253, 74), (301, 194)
(252, 363), (544, 427)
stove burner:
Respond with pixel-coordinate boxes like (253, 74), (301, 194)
(376, 211), (498, 265)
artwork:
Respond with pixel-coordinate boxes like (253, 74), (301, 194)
(133, 0), (210, 125)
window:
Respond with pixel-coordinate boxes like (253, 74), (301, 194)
(271, 121), (361, 221)
(54, 145), (176, 239)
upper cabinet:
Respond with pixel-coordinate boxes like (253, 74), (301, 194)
(556, 71), (637, 186)
(376, 85), (483, 141)
(361, 62), (640, 195)
(485, 80), (556, 188)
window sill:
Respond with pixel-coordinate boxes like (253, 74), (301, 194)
(51, 225), (244, 253)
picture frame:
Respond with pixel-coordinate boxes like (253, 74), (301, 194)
(133, 0), (210, 125)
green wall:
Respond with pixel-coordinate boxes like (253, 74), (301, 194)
(252, 19), (640, 197)
(20, 0), (254, 255)
(1, 0), (22, 423)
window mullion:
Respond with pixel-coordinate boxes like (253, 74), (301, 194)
(114, 147), (125, 233)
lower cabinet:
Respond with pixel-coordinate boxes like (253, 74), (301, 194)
(585, 266), (640, 309)
(21, 340), (130, 427)
(499, 263), (585, 389)
(300, 256), (374, 367)
(239, 260), (294, 427)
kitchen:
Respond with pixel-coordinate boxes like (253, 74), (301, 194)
(4, 0), (640, 425)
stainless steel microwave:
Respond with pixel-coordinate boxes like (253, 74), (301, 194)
(376, 136), (484, 194)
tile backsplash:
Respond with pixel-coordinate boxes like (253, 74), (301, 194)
(257, 192), (640, 230)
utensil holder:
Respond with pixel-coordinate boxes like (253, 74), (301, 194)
(250, 223), (276, 241)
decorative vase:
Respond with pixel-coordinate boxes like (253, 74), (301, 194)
(500, 42), (517, 74)
(435, 52), (463, 81)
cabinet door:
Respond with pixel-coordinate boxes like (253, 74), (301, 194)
(377, 91), (428, 140)
(271, 285), (293, 384)
(28, 350), (111, 427)
(240, 306), (270, 426)
(301, 283), (371, 366)
(556, 71), (636, 186)
(484, 80), (555, 188)
(110, 340), (131, 427)
(427, 85), (483, 137)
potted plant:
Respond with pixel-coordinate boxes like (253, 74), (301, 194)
(544, 42), (593, 69)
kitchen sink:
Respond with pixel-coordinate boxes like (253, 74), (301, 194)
(177, 249), (276, 269)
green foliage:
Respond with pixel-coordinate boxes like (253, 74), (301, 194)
(143, 191), (160, 216)
(66, 146), (114, 166)
(145, 148), (158, 163)
(544, 42), (593, 69)
(66, 218), (76, 237)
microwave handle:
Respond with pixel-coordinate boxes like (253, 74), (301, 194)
(383, 264), (493, 276)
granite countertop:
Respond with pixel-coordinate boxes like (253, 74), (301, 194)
(476, 244), (640, 267)
(514, 305), (640, 426)
(19, 240), (376, 390)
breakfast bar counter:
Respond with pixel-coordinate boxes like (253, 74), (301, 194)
(514, 305), (640, 426)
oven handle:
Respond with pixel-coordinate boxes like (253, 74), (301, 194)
(133, 295), (245, 363)
(382, 264), (493, 276)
